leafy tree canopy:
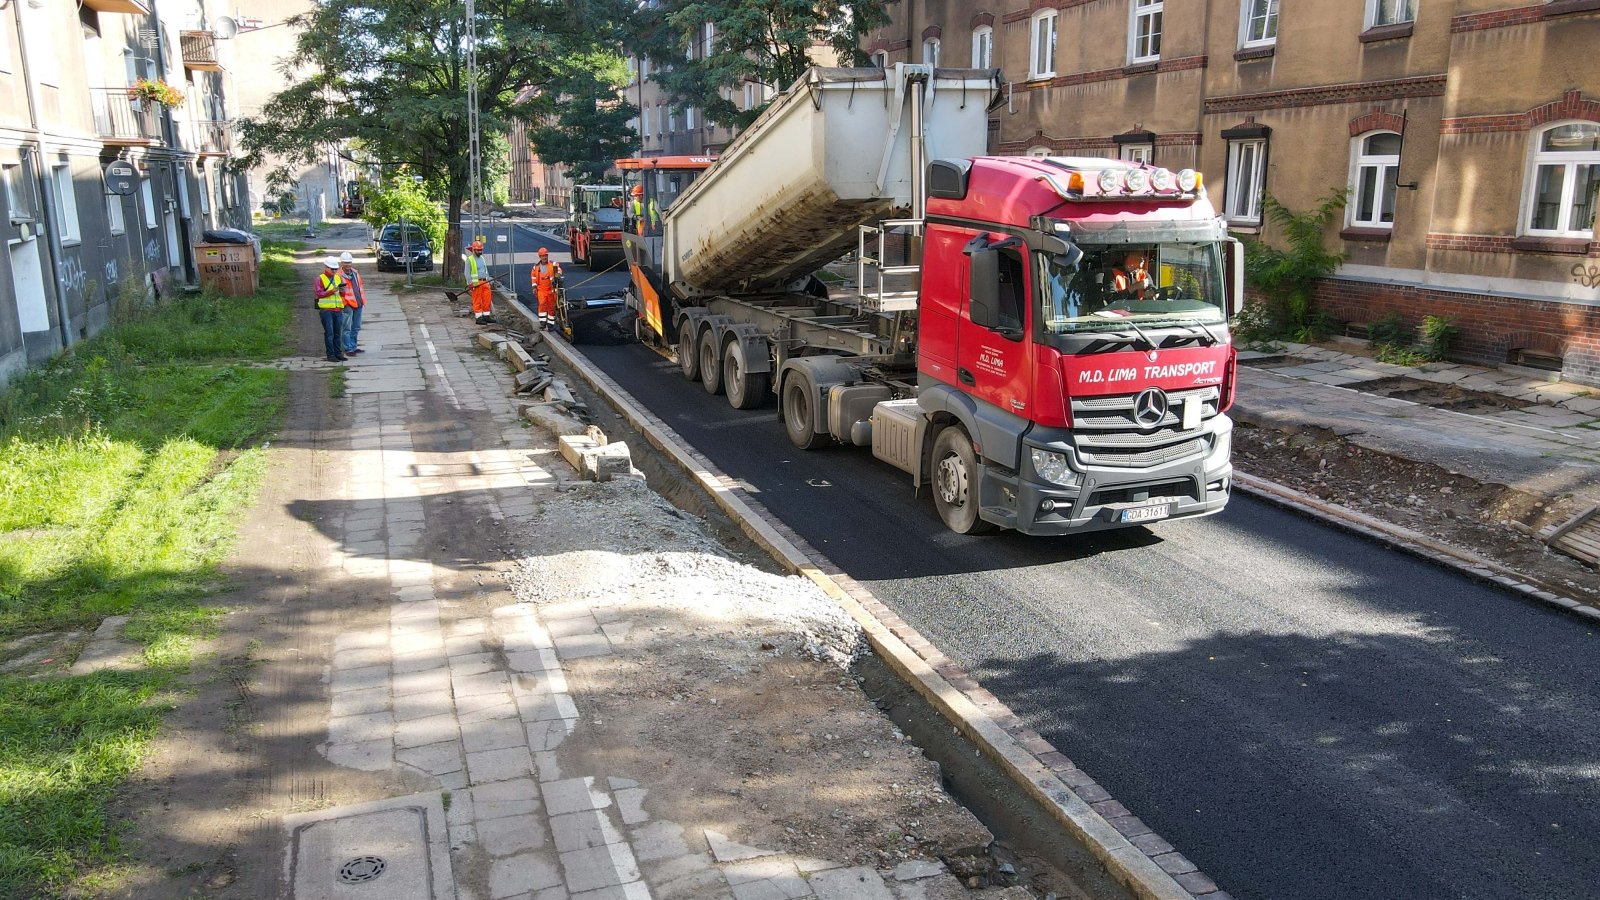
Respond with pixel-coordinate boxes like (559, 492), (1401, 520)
(633, 0), (888, 131)
(526, 51), (638, 184)
(238, 0), (632, 277)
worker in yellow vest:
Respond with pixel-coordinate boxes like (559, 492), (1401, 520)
(629, 184), (659, 236)
(314, 256), (347, 362)
(464, 239), (493, 323)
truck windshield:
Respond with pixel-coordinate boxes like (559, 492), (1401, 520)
(1039, 242), (1226, 333)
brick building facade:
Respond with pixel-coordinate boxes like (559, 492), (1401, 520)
(865, 0), (1600, 385)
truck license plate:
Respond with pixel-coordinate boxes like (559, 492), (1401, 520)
(1120, 505), (1170, 524)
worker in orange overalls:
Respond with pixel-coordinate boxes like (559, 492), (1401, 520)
(530, 246), (563, 330)
(465, 239), (493, 323)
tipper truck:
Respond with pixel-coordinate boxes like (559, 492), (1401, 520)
(621, 64), (1244, 536)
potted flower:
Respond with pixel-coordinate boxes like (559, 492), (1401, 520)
(127, 78), (185, 109)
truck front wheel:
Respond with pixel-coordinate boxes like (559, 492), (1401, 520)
(723, 340), (769, 410)
(782, 376), (829, 450)
(678, 321), (700, 381)
(931, 427), (997, 535)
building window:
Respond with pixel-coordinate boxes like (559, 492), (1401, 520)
(972, 26), (993, 69)
(1523, 121), (1600, 237)
(1241, 0), (1278, 47)
(1121, 144), (1154, 164)
(106, 194), (124, 235)
(1350, 131), (1401, 228)
(199, 165), (211, 215)
(1366, 0), (1415, 27)
(685, 105), (696, 130)
(1225, 139), (1266, 224)
(1129, 0), (1163, 64)
(1029, 11), (1058, 79)
(922, 37), (940, 68)
(871, 50), (887, 69)
(702, 22), (715, 57)
(668, 107), (679, 132)
(4, 160), (36, 223)
(1027, 146), (1051, 157)
(51, 164), (80, 243)
(141, 177), (157, 229)
(642, 106), (652, 137)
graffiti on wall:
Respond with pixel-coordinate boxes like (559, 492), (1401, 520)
(1572, 262), (1600, 289)
(144, 239), (163, 264)
(59, 254), (88, 299)
(103, 259), (119, 286)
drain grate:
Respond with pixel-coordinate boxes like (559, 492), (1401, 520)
(338, 855), (388, 884)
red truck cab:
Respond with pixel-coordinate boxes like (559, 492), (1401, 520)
(913, 156), (1240, 535)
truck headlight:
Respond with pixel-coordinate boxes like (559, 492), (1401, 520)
(1030, 448), (1081, 488)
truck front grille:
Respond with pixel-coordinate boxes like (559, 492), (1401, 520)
(1070, 386), (1218, 468)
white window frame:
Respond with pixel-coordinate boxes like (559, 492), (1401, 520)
(51, 163), (80, 244)
(702, 22), (715, 57)
(922, 37), (940, 68)
(1027, 146), (1052, 158)
(1349, 131), (1401, 229)
(106, 193), (125, 235)
(972, 26), (993, 69)
(1366, 0), (1416, 28)
(141, 177), (157, 229)
(198, 163), (211, 215)
(4, 161), (35, 224)
(1029, 10), (1058, 79)
(1240, 0), (1278, 48)
(685, 105), (696, 130)
(667, 106), (678, 133)
(1129, 0), (1163, 64)
(1521, 120), (1600, 238)
(871, 50), (887, 69)
(1120, 144), (1154, 164)
(1225, 138), (1267, 225)
(642, 106), (652, 137)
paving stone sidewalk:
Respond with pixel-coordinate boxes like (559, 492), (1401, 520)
(1235, 342), (1600, 508)
(289, 246), (1005, 900)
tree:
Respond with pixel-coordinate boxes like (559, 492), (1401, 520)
(527, 53), (638, 184)
(634, 0), (888, 131)
(362, 177), (447, 249)
(237, 0), (630, 280)
(1243, 190), (1348, 342)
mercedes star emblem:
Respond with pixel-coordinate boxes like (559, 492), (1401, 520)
(1133, 388), (1169, 428)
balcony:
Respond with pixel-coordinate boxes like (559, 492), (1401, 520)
(91, 88), (162, 146)
(181, 31), (222, 71)
(83, 0), (151, 13)
(194, 120), (230, 156)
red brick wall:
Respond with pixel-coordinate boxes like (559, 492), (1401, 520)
(1311, 278), (1600, 385)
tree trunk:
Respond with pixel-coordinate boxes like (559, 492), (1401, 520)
(443, 186), (465, 281)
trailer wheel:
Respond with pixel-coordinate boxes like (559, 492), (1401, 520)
(699, 329), (724, 394)
(678, 321), (700, 381)
(931, 427), (997, 535)
(782, 376), (829, 450)
(723, 340), (769, 410)
(633, 315), (647, 345)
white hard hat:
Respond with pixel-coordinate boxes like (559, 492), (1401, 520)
(323, 255), (339, 268)
(339, 251), (355, 263)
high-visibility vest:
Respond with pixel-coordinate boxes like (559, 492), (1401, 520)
(464, 252), (482, 283)
(338, 268), (364, 307)
(631, 198), (659, 234)
(315, 271), (345, 309)
(531, 261), (561, 297)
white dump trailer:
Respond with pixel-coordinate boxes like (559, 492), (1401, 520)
(663, 66), (999, 295)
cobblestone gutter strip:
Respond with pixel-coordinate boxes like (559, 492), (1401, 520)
(501, 284), (1214, 900)
(1234, 472), (1600, 625)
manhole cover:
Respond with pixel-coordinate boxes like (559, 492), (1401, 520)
(338, 856), (387, 884)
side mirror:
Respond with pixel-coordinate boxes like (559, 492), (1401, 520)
(969, 248), (1000, 329)
(1226, 239), (1245, 318)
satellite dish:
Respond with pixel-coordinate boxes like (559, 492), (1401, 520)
(213, 16), (238, 39)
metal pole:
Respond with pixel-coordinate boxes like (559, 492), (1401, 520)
(465, 0), (483, 263)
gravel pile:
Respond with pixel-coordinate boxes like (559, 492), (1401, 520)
(503, 478), (864, 667)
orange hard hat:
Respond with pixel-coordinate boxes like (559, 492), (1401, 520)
(470, 240), (484, 251)
(538, 247), (549, 257)
(630, 184), (643, 196)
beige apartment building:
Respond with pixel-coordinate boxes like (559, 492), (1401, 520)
(0, 0), (250, 384)
(865, 0), (1600, 385)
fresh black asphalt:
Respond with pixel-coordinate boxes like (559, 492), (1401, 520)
(487, 220), (1600, 900)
